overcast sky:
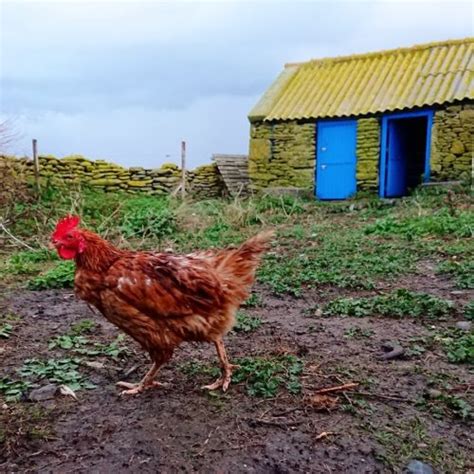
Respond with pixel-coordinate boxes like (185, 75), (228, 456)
(1, 0), (472, 169)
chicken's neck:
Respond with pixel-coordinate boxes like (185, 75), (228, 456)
(75, 230), (125, 273)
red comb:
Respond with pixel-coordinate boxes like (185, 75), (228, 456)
(52, 215), (80, 240)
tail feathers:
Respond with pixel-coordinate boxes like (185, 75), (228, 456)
(215, 230), (274, 301)
(237, 230), (274, 259)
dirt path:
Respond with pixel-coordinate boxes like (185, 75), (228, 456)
(1, 283), (472, 473)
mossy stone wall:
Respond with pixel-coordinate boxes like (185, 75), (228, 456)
(356, 118), (380, 190)
(248, 121), (315, 190)
(2, 154), (224, 198)
(431, 102), (473, 182)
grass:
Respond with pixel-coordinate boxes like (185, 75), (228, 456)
(320, 289), (455, 319)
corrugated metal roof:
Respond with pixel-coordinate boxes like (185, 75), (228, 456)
(249, 38), (474, 122)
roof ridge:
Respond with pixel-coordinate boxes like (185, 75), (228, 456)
(285, 37), (474, 68)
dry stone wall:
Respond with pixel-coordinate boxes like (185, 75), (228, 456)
(356, 118), (380, 190)
(248, 120), (315, 190)
(431, 102), (473, 182)
(3, 155), (225, 198)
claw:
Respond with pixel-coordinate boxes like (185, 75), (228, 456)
(202, 364), (239, 392)
(116, 380), (165, 396)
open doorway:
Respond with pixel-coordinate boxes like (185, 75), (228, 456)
(380, 111), (433, 198)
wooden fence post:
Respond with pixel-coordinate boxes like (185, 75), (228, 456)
(181, 140), (186, 199)
(32, 138), (41, 196)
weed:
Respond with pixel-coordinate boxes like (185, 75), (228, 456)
(436, 329), (474, 364)
(70, 319), (96, 335)
(0, 323), (13, 339)
(27, 261), (75, 290)
(4, 249), (57, 276)
(181, 355), (303, 397)
(344, 326), (374, 339)
(242, 292), (264, 308)
(437, 259), (474, 289)
(321, 289), (454, 319)
(233, 312), (262, 333)
(364, 210), (474, 239)
(464, 300), (474, 320)
(371, 417), (466, 472)
(48, 334), (89, 350)
(119, 196), (175, 239)
(0, 378), (32, 402)
(19, 358), (95, 391)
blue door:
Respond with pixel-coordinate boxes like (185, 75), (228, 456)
(386, 120), (408, 197)
(316, 120), (357, 200)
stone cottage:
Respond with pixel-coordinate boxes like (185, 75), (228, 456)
(248, 38), (473, 199)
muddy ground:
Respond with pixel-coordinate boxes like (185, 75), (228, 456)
(1, 273), (472, 473)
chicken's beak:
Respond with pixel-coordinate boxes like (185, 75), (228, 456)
(48, 241), (57, 250)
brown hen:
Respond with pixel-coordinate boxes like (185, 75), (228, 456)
(50, 215), (273, 395)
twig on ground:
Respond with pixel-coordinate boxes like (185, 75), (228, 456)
(314, 382), (359, 394)
(353, 391), (411, 403)
(315, 431), (336, 441)
(0, 222), (36, 251)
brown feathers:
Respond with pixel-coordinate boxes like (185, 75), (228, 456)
(69, 227), (273, 357)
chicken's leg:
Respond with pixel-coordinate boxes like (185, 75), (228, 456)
(117, 350), (172, 396)
(202, 338), (239, 392)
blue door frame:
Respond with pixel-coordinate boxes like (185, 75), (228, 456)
(379, 110), (433, 198)
(316, 119), (357, 200)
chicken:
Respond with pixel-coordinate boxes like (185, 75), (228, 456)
(50, 215), (273, 395)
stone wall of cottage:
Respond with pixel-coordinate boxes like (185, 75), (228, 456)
(431, 102), (473, 182)
(356, 118), (380, 190)
(248, 120), (315, 190)
(0, 155), (225, 198)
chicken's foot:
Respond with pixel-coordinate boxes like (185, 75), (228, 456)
(202, 339), (239, 392)
(117, 362), (163, 396)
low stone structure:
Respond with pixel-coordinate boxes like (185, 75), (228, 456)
(2, 154), (226, 198)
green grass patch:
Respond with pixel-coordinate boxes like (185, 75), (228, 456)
(365, 210), (474, 239)
(182, 355), (303, 398)
(437, 259), (474, 289)
(436, 329), (474, 364)
(233, 312), (262, 333)
(321, 289), (454, 319)
(27, 260), (75, 290)
(0, 378), (33, 402)
(19, 358), (95, 391)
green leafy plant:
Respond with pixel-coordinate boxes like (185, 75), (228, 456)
(19, 358), (95, 391)
(321, 289), (454, 319)
(0, 323), (13, 339)
(48, 334), (89, 350)
(364, 211), (474, 239)
(233, 312), (262, 333)
(437, 260), (474, 289)
(437, 329), (474, 364)
(0, 378), (32, 402)
(70, 319), (96, 335)
(181, 355), (303, 397)
(119, 197), (175, 239)
(27, 261), (75, 290)
(242, 293), (264, 308)
(344, 326), (374, 339)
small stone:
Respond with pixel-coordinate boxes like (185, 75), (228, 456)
(379, 341), (405, 360)
(404, 459), (434, 474)
(426, 389), (442, 399)
(455, 321), (472, 331)
(28, 384), (58, 401)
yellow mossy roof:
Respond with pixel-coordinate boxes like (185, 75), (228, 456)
(249, 38), (474, 122)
